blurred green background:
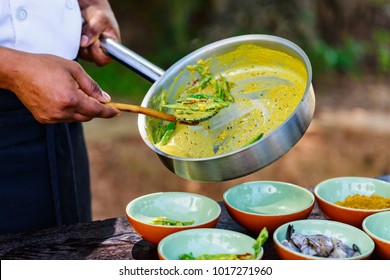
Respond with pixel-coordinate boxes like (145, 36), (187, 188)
(81, 0), (390, 102)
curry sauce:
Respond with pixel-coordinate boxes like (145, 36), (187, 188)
(152, 44), (308, 158)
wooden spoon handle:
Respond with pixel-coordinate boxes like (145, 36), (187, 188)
(106, 102), (177, 123)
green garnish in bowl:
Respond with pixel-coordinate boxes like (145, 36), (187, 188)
(179, 227), (268, 260)
(151, 216), (195, 226)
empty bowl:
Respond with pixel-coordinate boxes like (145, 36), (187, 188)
(314, 177), (390, 228)
(223, 181), (315, 233)
(158, 228), (264, 260)
(362, 211), (390, 259)
(273, 219), (375, 260)
(126, 192), (221, 244)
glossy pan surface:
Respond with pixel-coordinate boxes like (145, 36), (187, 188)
(103, 35), (314, 182)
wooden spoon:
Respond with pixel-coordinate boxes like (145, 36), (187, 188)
(105, 101), (198, 125)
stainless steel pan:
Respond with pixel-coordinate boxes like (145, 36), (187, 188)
(101, 34), (315, 182)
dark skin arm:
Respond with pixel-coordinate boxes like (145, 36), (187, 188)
(0, 0), (121, 124)
(78, 0), (120, 66)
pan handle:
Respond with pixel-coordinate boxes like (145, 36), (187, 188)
(100, 36), (165, 83)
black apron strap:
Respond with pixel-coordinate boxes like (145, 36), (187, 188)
(47, 122), (91, 225)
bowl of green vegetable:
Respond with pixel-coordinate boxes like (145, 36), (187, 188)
(126, 192), (221, 244)
(158, 227), (268, 260)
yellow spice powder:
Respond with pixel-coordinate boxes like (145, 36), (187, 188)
(335, 194), (390, 210)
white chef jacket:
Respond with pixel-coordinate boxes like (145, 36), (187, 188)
(0, 0), (82, 60)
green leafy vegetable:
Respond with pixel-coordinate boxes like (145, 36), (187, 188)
(150, 216), (195, 226)
(179, 227), (268, 260)
(164, 94), (230, 123)
(246, 133), (264, 146)
(157, 122), (176, 145)
(253, 227), (269, 259)
(163, 59), (234, 125)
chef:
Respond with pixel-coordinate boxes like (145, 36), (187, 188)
(0, 0), (121, 234)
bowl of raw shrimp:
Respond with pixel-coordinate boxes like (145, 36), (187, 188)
(273, 220), (375, 260)
(314, 177), (390, 228)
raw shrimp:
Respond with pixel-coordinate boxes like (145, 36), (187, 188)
(281, 224), (361, 258)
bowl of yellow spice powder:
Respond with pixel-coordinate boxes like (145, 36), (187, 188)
(314, 177), (390, 228)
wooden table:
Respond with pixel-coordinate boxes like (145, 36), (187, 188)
(3, 177), (390, 260)
(0, 201), (328, 260)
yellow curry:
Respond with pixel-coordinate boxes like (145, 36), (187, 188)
(151, 44), (308, 158)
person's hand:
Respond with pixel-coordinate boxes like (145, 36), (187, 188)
(1, 49), (119, 124)
(78, 0), (120, 66)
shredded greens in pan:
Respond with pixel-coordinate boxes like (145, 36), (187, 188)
(164, 58), (234, 123)
(156, 59), (234, 144)
(149, 44), (307, 158)
(164, 94), (230, 123)
(179, 227), (268, 260)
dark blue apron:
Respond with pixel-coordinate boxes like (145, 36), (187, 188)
(0, 88), (91, 234)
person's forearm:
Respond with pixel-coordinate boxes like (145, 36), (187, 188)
(0, 47), (26, 92)
(78, 0), (111, 9)
(0, 46), (119, 122)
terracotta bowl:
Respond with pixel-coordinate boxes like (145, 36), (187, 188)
(125, 192), (221, 244)
(223, 181), (315, 233)
(314, 177), (390, 228)
(363, 211), (390, 259)
(273, 219), (375, 260)
(158, 228), (264, 260)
